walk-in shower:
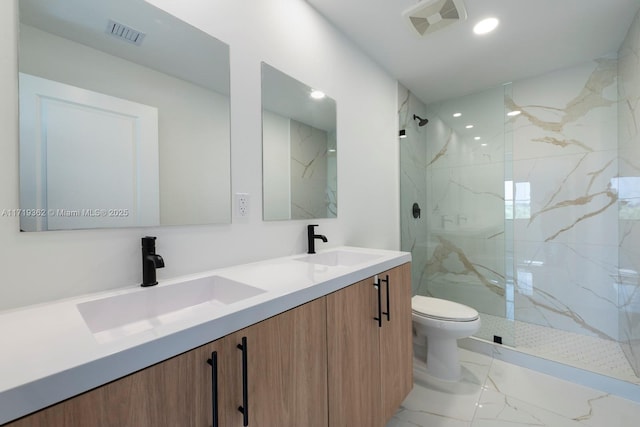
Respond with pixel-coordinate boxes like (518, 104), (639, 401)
(399, 41), (640, 384)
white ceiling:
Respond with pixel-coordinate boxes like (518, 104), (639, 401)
(306, 0), (640, 105)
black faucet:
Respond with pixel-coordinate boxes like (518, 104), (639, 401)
(307, 224), (328, 254)
(141, 236), (164, 287)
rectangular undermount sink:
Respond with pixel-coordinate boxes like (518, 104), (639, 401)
(77, 276), (265, 342)
(295, 250), (382, 267)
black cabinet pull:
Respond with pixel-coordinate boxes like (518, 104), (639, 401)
(373, 278), (382, 328)
(206, 352), (219, 427)
(237, 337), (249, 426)
(381, 274), (390, 322)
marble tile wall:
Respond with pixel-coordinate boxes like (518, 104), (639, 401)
(508, 59), (620, 343)
(618, 8), (640, 375)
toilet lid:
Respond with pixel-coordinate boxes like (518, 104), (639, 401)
(412, 296), (479, 321)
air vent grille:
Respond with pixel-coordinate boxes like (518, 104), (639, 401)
(440, 0), (460, 20)
(106, 19), (146, 46)
(403, 0), (467, 37)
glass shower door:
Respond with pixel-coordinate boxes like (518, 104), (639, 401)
(399, 83), (514, 347)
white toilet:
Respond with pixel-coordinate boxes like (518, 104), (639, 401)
(411, 295), (481, 381)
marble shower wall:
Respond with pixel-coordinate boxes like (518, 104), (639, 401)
(508, 59), (620, 342)
(618, 9), (640, 375)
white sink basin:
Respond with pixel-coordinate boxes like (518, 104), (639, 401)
(295, 250), (382, 267)
(77, 276), (265, 341)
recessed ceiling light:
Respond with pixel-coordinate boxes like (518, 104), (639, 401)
(474, 136), (481, 140)
(481, 143), (488, 147)
(310, 89), (325, 99)
(465, 124), (474, 129)
(453, 112), (462, 118)
(507, 110), (522, 117)
(473, 17), (499, 35)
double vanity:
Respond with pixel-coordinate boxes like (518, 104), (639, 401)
(0, 247), (412, 426)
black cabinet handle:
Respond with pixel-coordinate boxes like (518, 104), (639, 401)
(381, 274), (390, 322)
(373, 278), (382, 328)
(206, 352), (219, 427)
(237, 337), (249, 426)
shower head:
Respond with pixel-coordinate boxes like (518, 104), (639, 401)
(413, 114), (429, 127)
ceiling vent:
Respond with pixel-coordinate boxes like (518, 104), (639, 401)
(106, 19), (146, 46)
(403, 0), (467, 37)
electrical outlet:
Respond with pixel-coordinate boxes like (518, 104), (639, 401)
(236, 193), (249, 218)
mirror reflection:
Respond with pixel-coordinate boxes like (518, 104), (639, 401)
(18, 0), (231, 231)
(261, 63), (337, 221)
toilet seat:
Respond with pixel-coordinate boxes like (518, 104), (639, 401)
(412, 296), (478, 322)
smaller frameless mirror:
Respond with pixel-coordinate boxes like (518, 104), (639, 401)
(261, 63), (337, 221)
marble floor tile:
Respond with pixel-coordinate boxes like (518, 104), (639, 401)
(387, 350), (489, 426)
(387, 348), (640, 427)
(473, 387), (587, 426)
(576, 392), (640, 427)
(485, 359), (609, 421)
(397, 350), (492, 423)
(389, 407), (472, 427)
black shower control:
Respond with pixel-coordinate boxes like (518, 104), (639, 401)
(412, 203), (421, 219)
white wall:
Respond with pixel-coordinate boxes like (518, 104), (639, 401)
(0, 0), (400, 310)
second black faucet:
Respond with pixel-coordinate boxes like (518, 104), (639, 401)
(141, 236), (164, 287)
(307, 224), (327, 254)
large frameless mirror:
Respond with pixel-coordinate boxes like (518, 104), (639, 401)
(18, 0), (231, 231)
(261, 63), (337, 221)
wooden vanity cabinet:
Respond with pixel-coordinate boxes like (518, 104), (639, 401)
(195, 295), (328, 427)
(5, 262), (411, 427)
(326, 263), (413, 427)
(5, 297), (328, 427)
(379, 263), (413, 421)
(5, 340), (215, 426)
(241, 295), (327, 427)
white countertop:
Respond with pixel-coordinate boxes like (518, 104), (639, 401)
(0, 246), (410, 424)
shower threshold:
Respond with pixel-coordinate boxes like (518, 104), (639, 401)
(460, 313), (640, 403)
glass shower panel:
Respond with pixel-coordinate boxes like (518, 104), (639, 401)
(399, 82), (514, 346)
(503, 83), (516, 347)
(617, 30), (640, 375)
(399, 84), (430, 296)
